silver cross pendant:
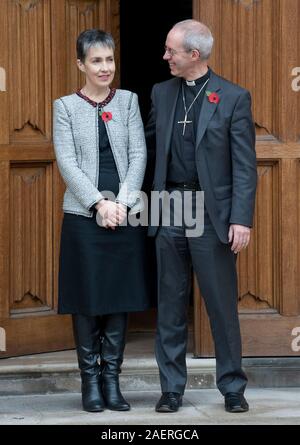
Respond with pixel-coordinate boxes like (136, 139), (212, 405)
(178, 115), (192, 136)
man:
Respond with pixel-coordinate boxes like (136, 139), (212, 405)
(146, 20), (257, 413)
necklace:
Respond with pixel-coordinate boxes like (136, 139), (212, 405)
(178, 78), (209, 136)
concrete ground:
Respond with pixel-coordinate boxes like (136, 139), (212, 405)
(0, 388), (300, 425)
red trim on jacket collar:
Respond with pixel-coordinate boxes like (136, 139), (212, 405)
(76, 88), (116, 108)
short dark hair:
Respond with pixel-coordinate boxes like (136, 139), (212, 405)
(76, 29), (115, 62)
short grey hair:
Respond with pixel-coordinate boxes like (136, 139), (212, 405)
(76, 29), (115, 62)
(173, 20), (214, 60)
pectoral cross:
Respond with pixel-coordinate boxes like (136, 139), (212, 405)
(178, 114), (192, 136)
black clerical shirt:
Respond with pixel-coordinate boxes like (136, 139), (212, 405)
(167, 69), (211, 184)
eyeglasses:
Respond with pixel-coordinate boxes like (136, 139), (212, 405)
(164, 46), (190, 57)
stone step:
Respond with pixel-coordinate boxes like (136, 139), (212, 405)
(1, 333), (300, 396)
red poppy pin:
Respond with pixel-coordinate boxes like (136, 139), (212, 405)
(100, 111), (113, 122)
(206, 91), (220, 104)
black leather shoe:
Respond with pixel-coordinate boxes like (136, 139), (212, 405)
(155, 392), (182, 413)
(224, 392), (249, 413)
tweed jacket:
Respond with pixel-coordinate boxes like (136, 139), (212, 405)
(53, 89), (147, 217)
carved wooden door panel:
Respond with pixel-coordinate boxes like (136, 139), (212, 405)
(193, 0), (300, 356)
(0, 0), (119, 357)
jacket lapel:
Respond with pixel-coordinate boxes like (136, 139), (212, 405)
(163, 78), (181, 156)
(102, 95), (127, 158)
(195, 70), (222, 149)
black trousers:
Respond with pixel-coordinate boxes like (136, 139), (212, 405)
(155, 190), (247, 395)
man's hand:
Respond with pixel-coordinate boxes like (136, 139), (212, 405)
(228, 224), (251, 254)
(96, 200), (127, 229)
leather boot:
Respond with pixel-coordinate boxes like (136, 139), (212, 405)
(101, 313), (130, 411)
(72, 314), (105, 412)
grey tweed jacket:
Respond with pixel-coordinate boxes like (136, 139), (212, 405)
(53, 89), (147, 217)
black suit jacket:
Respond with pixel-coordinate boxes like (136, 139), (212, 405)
(145, 70), (257, 243)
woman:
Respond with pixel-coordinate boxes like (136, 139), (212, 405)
(53, 29), (149, 413)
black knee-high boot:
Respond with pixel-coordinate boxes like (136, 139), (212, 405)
(101, 313), (130, 411)
(72, 314), (105, 412)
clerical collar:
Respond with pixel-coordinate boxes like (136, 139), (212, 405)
(185, 68), (211, 86)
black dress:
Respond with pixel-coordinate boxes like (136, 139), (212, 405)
(58, 91), (150, 316)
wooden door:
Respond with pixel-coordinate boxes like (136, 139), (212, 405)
(0, 0), (120, 357)
(193, 0), (300, 356)
(2, 0), (299, 359)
